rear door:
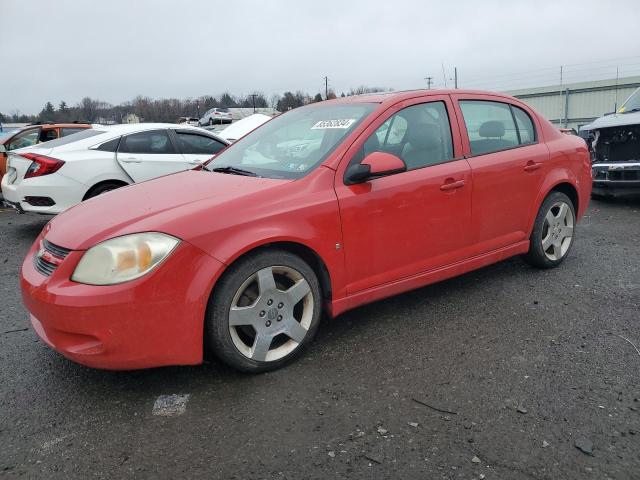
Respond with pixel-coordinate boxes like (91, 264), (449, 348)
(451, 94), (548, 254)
(171, 129), (227, 166)
(116, 129), (190, 182)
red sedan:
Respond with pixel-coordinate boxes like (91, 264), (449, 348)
(20, 90), (591, 372)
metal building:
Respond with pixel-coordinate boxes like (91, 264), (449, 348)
(505, 76), (640, 130)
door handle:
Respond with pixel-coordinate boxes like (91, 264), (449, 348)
(524, 161), (542, 172)
(121, 157), (142, 163)
(440, 179), (465, 191)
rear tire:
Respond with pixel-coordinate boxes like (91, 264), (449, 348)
(523, 191), (576, 269)
(85, 182), (125, 200)
(205, 249), (322, 373)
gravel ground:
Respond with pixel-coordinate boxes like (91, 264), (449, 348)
(0, 198), (639, 479)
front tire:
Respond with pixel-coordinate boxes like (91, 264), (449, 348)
(208, 118), (214, 126)
(524, 191), (576, 268)
(205, 250), (322, 373)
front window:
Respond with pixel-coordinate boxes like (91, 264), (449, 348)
(7, 128), (40, 150)
(620, 87), (640, 113)
(207, 103), (376, 179)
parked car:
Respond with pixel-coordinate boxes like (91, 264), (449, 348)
(20, 90), (591, 372)
(177, 117), (200, 126)
(0, 122), (92, 181)
(582, 87), (640, 197)
(2, 123), (228, 214)
(199, 107), (232, 126)
(216, 113), (272, 142)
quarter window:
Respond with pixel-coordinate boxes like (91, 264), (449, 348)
(357, 101), (454, 171)
(118, 130), (175, 154)
(176, 132), (226, 155)
(512, 106), (536, 144)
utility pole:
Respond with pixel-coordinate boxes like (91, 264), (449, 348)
(323, 76), (329, 100)
(249, 94), (258, 113)
(454, 67), (458, 89)
(424, 76), (433, 89)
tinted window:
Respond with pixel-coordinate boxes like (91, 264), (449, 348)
(358, 101), (454, 171)
(40, 129), (58, 142)
(511, 106), (536, 144)
(7, 128), (40, 150)
(61, 127), (87, 137)
(96, 137), (121, 152)
(176, 132), (226, 155)
(459, 101), (519, 155)
(34, 129), (103, 148)
(118, 130), (175, 154)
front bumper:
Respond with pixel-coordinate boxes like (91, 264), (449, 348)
(592, 163), (640, 197)
(21, 236), (225, 370)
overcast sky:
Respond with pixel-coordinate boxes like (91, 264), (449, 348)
(2, 0), (639, 114)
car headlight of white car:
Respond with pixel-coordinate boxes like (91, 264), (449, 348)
(71, 232), (180, 285)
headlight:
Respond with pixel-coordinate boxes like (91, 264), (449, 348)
(71, 232), (180, 285)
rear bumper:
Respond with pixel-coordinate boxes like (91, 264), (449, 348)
(21, 236), (225, 370)
(1, 172), (84, 214)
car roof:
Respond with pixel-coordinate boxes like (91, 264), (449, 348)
(323, 89), (521, 105)
(96, 123), (210, 134)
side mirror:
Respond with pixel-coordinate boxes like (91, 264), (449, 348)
(345, 151), (406, 184)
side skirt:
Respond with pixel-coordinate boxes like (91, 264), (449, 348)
(328, 240), (530, 318)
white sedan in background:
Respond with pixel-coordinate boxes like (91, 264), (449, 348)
(1, 123), (229, 214)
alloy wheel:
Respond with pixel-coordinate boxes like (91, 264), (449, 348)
(541, 200), (574, 261)
(228, 265), (313, 362)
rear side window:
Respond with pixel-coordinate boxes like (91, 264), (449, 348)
(33, 129), (103, 148)
(40, 129), (58, 142)
(118, 130), (175, 154)
(61, 127), (87, 137)
(459, 101), (519, 155)
(459, 100), (538, 155)
(176, 132), (226, 155)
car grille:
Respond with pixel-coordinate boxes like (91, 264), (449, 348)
(608, 170), (640, 181)
(34, 239), (71, 277)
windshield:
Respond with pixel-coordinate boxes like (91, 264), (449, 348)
(206, 103), (376, 179)
(620, 87), (640, 113)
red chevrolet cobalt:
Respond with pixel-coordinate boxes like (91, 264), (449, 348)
(21, 90), (591, 372)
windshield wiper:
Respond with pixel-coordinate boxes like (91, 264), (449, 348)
(210, 166), (258, 177)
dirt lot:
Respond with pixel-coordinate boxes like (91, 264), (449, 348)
(0, 198), (639, 479)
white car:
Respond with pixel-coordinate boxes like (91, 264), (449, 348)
(199, 108), (233, 126)
(1, 123), (229, 214)
(216, 113), (272, 142)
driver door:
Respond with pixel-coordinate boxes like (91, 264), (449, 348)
(334, 96), (473, 294)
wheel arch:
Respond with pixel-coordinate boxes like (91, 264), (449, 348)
(528, 171), (581, 235)
(82, 179), (129, 200)
(219, 240), (333, 304)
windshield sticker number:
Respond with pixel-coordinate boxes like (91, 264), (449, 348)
(311, 119), (356, 130)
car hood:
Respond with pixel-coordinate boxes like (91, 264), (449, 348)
(45, 170), (291, 251)
(582, 111), (640, 131)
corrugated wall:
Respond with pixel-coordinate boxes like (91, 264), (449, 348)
(506, 77), (640, 129)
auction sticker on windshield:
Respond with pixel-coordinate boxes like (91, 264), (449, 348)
(311, 119), (356, 129)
